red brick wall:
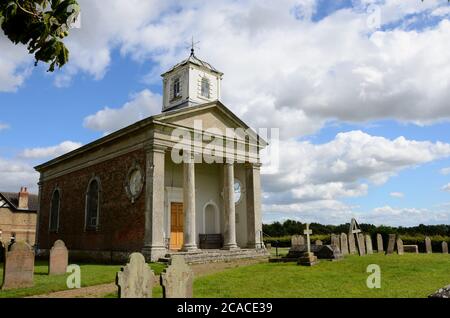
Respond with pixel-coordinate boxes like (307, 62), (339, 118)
(38, 149), (146, 253)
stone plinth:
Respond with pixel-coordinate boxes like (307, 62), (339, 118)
(297, 252), (318, 267)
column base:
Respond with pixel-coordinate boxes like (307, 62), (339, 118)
(181, 244), (198, 252)
(142, 246), (167, 262)
(222, 244), (240, 250)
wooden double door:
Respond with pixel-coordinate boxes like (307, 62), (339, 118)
(170, 202), (184, 250)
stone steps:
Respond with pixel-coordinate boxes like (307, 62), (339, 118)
(158, 249), (269, 265)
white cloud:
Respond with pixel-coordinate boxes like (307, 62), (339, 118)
(262, 131), (450, 206)
(389, 192), (404, 198)
(20, 141), (82, 159)
(0, 123), (10, 131)
(0, 36), (32, 92)
(0, 157), (39, 193)
(440, 167), (450, 175)
(442, 183), (450, 193)
(83, 89), (161, 134)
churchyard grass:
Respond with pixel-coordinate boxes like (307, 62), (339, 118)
(194, 253), (450, 298)
(0, 261), (166, 298)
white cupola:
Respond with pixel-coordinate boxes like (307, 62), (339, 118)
(161, 48), (223, 112)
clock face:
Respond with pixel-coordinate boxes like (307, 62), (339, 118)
(234, 179), (242, 204)
(129, 169), (142, 196)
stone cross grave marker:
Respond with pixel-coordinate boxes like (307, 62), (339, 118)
(161, 255), (194, 298)
(1, 242), (34, 290)
(396, 238), (404, 255)
(386, 234), (396, 255)
(116, 252), (156, 298)
(442, 241), (448, 254)
(49, 240), (68, 275)
(340, 233), (349, 255)
(291, 235), (305, 247)
(376, 233), (384, 253)
(425, 237), (432, 254)
(298, 223), (318, 266)
(365, 235), (373, 255)
(349, 218), (363, 255)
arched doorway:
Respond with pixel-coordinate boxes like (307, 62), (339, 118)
(203, 201), (219, 234)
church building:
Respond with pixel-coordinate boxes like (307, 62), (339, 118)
(35, 50), (268, 263)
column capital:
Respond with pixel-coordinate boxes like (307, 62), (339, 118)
(245, 162), (262, 170)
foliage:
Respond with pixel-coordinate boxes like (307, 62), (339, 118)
(194, 254), (450, 298)
(0, 0), (80, 71)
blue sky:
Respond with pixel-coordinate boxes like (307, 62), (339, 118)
(1, 0), (450, 226)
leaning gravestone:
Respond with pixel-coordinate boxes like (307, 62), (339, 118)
(365, 235), (373, 255)
(348, 234), (357, 254)
(331, 234), (340, 250)
(116, 252), (156, 298)
(376, 234), (384, 253)
(357, 233), (366, 256)
(442, 242), (448, 254)
(396, 238), (404, 255)
(291, 235), (305, 247)
(425, 237), (432, 254)
(386, 234), (396, 255)
(1, 242), (34, 290)
(340, 233), (349, 255)
(49, 240), (69, 275)
(161, 255), (194, 298)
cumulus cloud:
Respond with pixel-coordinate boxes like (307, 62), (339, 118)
(442, 183), (450, 193)
(262, 131), (450, 205)
(389, 192), (404, 198)
(83, 89), (161, 134)
(20, 141), (82, 159)
(0, 36), (32, 92)
(0, 157), (39, 193)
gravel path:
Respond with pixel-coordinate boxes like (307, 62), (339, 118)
(26, 258), (266, 298)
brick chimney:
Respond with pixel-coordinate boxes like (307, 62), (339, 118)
(18, 187), (29, 209)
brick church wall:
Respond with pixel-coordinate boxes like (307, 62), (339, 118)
(38, 149), (146, 255)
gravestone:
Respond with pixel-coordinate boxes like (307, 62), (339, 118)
(161, 255), (194, 298)
(1, 242), (34, 290)
(116, 252), (156, 298)
(376, 234), (384, 253)
(298, 223), (318, 266)
(291, 235), (305, 247)
(49, 240), (69, 275)
(348, 234), (357, 254)
(396, 238), (404, 255)
(425, 237), (432, 254)
(331, 234), (340, 250)
(340, 233), (349, 255)
(404, 245), (419, 253)
(442, 242), (448, 254)
(266, 243), (272, 250)
(315, 240), (323, 246)
(386, 234), (396, 255)
(357, 233), (366, 256)
(365, 235), (373, 255)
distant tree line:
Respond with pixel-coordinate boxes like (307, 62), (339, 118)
(262, 220), (450, 238)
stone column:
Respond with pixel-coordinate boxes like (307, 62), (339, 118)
(246, 163), (263, 249)
(182, 153), (197, 251)
(142, 144), (167, 262)
(223, 163), (238, 250)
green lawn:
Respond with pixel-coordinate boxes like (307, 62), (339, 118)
(0, 261), (166, 298)
(194, 254), (450, 298)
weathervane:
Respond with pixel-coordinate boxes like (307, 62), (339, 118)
(187, 36), (200, 56)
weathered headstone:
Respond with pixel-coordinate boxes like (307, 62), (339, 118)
(331, 234), (340, 250)
(404, 245), (419, 253)
(161, 255), (194, 298)
(266, 243), (272, 250)
(1, 242), (34, 290)
(442, 241), (448, 254)
(357, 233), (366, 256)
(291, 235), (305, 247)
(376, 234), (384, 253)
(340, 233), (349, 255)
(315, 240), (323, 246)
(365, 235), (373, 255)
(298, 223), (318, 266)
(425, 237), (432, 254)
(348, 234), (357, 254)
(386, 234), (396, 255)
(396, 238), (404, 255)
(49, 240), (68, 275)
(116, 252), (156, 298)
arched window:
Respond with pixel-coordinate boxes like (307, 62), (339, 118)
(49, 189), (60, 231)
(85, 178), (100, 231)
(201, 77), (210, 98)
(172, 77), (181, 98)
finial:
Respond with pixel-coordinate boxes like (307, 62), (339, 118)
(189, 36), (200, 56)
